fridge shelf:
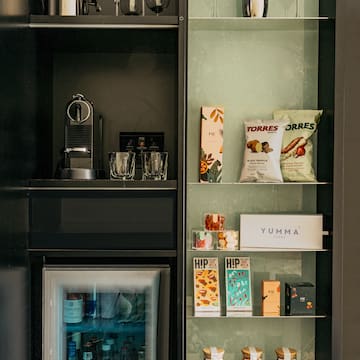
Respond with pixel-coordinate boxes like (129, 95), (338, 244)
(66, 319), (145, 333)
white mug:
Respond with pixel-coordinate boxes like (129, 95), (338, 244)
(60, 0), (77, 16)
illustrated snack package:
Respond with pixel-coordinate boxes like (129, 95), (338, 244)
(225, 257), (252, 316)
(193, 257), (220, 316)
(273, 109), (323, 182)
(239, 119), (289, 182)
(200, 106), (224, 183)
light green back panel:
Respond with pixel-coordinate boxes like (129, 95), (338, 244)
(187, 317), (315, 360)
(187, 6), (321, 359)
(187, 184), (317, 241)
(189, 0), (320, 18)
(187, 27), (319, 183)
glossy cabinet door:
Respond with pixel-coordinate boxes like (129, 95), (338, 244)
(186, 1), (335, 359)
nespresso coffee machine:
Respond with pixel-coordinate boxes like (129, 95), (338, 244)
(58, 93), (103, 179)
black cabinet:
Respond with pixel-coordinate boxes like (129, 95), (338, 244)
(29, 186), (177, 250)
(0, 3), (186, 360)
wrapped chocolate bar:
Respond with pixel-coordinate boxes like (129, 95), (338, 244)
(193, 257), (220, 316)
(225, 257), (252, 316)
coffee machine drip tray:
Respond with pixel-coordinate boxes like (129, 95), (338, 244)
(59, 168), (96, 180)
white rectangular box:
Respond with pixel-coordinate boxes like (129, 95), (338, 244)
(240, 214), (323, 250)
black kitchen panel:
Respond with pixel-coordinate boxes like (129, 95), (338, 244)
(29, 190), (176, 250)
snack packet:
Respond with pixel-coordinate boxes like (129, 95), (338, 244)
(239, 119), (289, 183)
(273, 109), (323, 182)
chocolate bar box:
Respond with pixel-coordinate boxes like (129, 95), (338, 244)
(200, 106), (224, 183)
(262, 280), (280, 316)
(285, 282), (316, 315)
(193, 257), (220, 316)
(225, 257), (252, 316)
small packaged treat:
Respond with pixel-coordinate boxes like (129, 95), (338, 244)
(225, 257), (252, 316)
(241, 346), (263, 360)
(203, 347), (224, 360)
(193, 257), (220, 316)
(217, 230), (239, 250)
(261, 280), (280, 316)
(200, 106), (224, 183)
(204, 213), (225, 231)
(285, 282), (315, 315)
(193, 230), (215, 250)
(275, 347), (297, 360)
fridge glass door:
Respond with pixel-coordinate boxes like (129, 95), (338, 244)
(43, 266), (166, 360)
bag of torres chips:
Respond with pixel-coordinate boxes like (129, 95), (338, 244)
(273, 110), (323, 182)
(239, 119), (289, 183)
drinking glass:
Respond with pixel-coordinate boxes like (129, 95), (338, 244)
(145, 0), (170, 15)
(141, 151), (168, 180)
(109, 152), (136, 180)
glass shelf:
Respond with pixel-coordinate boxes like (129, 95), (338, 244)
(26, 179), (177, 191)
(187, 314), (327, 319)
(188, 181), (330, 185)
(66, 319), (145, 333)
(30, 15), (179, 29)
(188, 248), (329, 253)
(189, 16), (332, 31)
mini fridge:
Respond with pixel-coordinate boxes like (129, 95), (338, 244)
(42, 265), (170, 360)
